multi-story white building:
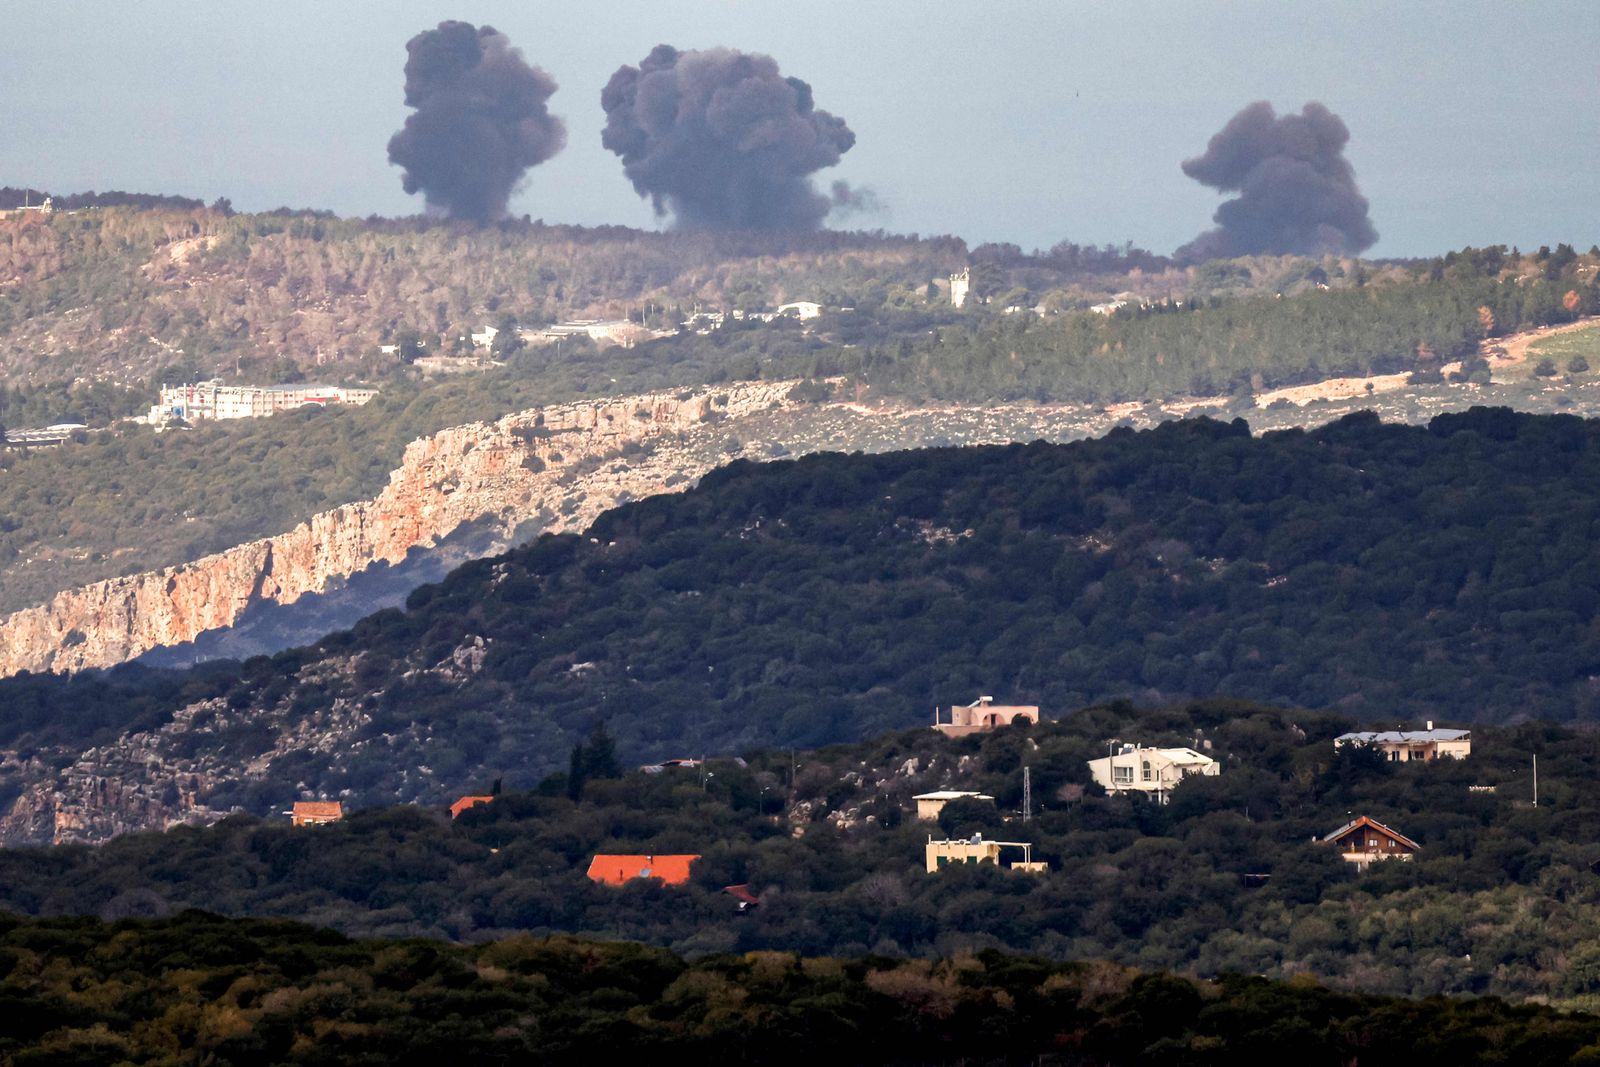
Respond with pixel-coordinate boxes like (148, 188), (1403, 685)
(1086, 743), (1219, 801)
(146, 380), (378, 423)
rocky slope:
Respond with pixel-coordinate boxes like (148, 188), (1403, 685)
(0, 381), (801, 676)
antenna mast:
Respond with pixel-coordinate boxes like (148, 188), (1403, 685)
(1023, 765), (1032, 823)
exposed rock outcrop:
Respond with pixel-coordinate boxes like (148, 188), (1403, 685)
(0, 381), (800, 677)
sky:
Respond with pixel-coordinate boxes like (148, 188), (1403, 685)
(2, 1), (1596, 258)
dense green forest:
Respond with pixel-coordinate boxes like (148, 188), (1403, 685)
(6, 911), (1599, 1065)
(9, 407), (1600, 824)
(845, 249), (1598, 403)
(7, 701), (1600, 1004)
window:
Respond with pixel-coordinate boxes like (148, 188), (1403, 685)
(1112, 766), (1134, 784)
(1141, 761), (1152, 781)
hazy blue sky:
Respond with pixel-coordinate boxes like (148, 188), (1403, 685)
(2, 1), (1595, 256)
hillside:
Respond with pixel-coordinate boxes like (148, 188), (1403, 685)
(5, 701), (1600, 1005)
(7, 408), (1600, 844)
(5, 913), (1597, 1064)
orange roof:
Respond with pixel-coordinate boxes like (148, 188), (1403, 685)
(450, 795), (496, 818)
(586, 854), (700, 887)
(292, 801), (342, 820)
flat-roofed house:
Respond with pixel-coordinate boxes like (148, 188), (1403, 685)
(912, 790), (995, 822)
(1334, 722), (1471, 761)
(586, 854), (700, 887)
(1086, 744), (1219, 802)
(925, 834), (1046, 873)
(1323, 816), (1419, 870)
(932, 695), (1040, 737)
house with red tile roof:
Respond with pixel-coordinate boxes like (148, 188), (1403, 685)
(450, 795), (496, 818)
(1323, 815), (1419, 871)
(586, 853), (700, 886)
(290, 801), (343, 827)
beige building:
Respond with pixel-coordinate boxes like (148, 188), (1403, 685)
(932, 695), (1040, 737)
(912, 790), (995, 822)
(925, 834), (1046, 873)
(1333, 723), (1471, 762)
(147, 381), (378, 423)
(1086, 744), (1219, 802)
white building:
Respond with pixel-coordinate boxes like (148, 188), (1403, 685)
(1333, 723), (1471, 762)
(776, 300), (823, 320)
(146, 380), (378, 423)
(949, 269), (971, 309)
(1086, 743), (1219, 801)
(469, 324), (499, 349)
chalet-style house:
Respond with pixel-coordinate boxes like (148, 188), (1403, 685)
(932, 695), (1040, 737)
(290, 801), (343, 827)
(724, 884), (761, 912)
(925, 834), (1047, 873)
(1086, 744), (1219, 802)
(912, 790), (995, 822)
(450, 795), (495, 818)
(1333, 722), (1471, 761)
(1323, 816), (1419, 870)
(586, 854), (700, 887)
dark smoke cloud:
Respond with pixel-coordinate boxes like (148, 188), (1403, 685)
(1177, 101), (1377, 262)
(828, 180), (884, 221)
(387, 21), (566, 222)
(600, 44), (859, 231)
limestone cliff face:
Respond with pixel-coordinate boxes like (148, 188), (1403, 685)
(0, 381), (800, 678)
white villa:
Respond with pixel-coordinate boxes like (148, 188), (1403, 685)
(1087, 743), (1219, 801)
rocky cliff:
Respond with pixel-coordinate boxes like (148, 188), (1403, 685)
(0, 381), (801, 678)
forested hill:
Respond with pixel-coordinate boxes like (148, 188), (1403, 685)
(7, 406), (1600, 829)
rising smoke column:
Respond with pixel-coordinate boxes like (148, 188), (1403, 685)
(387, 21), (566, 222)
(600, 44), (859, 231)
(1177, 101), (1377, 262)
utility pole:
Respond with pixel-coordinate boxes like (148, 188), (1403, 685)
(1533, 753), (1539, 808)
(1022, 765), (1032, 823)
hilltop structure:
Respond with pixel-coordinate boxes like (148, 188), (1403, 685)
(932, 696), (1040, 737)
(145, 381), (377, 423)
(1334, 723), (1471, 761)
(912, 790), (995, 821)
(1086, 743), (1219, 801)
(925, 834), (1046, 873)
(1323, 815), (1418, 870)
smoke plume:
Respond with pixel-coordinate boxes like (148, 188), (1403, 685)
(387, 21), (566, 222)
(1177, 101), (1377, 262)
(600, 44), (859, 231)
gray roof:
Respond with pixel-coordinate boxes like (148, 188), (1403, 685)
(1336, 729), (1470, 743)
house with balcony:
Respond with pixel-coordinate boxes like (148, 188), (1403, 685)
(1086, 743), (1219, 802)
(1334, 722), (1471, 761)
(1323, 816), (1418, 871)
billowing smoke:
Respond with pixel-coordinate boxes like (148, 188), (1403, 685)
(828, 180), (884, 221)
(1177, 101), (1377, 262)
(387, 21), (566, 222)
(600, 44), (859, 231)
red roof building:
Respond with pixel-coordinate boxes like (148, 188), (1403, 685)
(450, 795), (496, 819)
(290, 801), (343, 827)
(586, 854), (700, 886)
